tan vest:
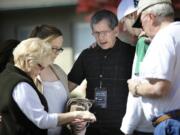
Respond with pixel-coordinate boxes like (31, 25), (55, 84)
(34, 64), (70, 98)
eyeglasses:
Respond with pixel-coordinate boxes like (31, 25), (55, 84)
(92, 30), (112, 37)
(37, 63), (45, 71)
(52, 47), (64, 53)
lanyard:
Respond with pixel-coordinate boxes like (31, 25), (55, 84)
(99, 49), (112, 88)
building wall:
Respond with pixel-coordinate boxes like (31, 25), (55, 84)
(0, 0), (77, 10)
(0, 6), (95, 73)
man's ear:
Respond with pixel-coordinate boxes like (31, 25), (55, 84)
(119, 21), (128, 32)
(118, 21), (124, 30)
(150, 13), (158, 27)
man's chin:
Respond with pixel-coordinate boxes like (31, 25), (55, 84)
(99, 44), (110, 50)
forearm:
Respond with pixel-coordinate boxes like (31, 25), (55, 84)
(128, 78), (171, 98)
(58, 112), (77, 125)
(135, 81), (155, 98)
(57, 111), (96, 126)
(137, 79), (170, 98)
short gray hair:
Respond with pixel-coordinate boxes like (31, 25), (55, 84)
(90, 9), (118, 30)
(142, 3), (174, 24)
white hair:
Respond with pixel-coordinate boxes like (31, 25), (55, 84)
(13, 38), (52, 72)
(143, 3), (174, 24)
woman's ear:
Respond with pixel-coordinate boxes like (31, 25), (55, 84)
(25, 58), (32, 72)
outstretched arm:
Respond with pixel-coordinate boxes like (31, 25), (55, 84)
(128, 78), (171, 98)
(57, 111), (96, 125)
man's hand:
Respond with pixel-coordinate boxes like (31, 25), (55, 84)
(127, 79), (140, 97)
(75, 111), (96, 123)
(128, 78), (171, 98)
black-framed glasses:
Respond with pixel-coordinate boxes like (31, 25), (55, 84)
(52, 47), (64, 53)
(37, 63), (45, 70)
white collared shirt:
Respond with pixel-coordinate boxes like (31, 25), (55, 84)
(13, 82), (58, 129)
(140, 22), (180, 121)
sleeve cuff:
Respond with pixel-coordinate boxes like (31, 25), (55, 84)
(120, 124), (134, 135)
(39, 113), (58, 129)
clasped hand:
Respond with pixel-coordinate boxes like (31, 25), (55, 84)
(70, 111), (96, 134)
(127, 79), (140, 97)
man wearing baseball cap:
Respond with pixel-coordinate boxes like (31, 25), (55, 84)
(117, 0), (154, 135)
(128, 0), (180, 134)
(117, 0), (141, 46)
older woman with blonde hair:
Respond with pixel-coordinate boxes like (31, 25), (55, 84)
(0, 38), (96, 135)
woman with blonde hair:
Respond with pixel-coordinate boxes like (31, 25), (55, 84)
(0, 38), (95, 135)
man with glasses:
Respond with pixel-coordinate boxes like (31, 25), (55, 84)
(68, 9), (135, 135)
(128, 0), (180, 135)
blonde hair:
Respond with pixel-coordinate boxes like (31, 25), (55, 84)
(13, 38), (52, 72)
(43, 35), (57, 43)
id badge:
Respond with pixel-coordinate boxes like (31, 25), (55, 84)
(94, 87), (107, 109)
